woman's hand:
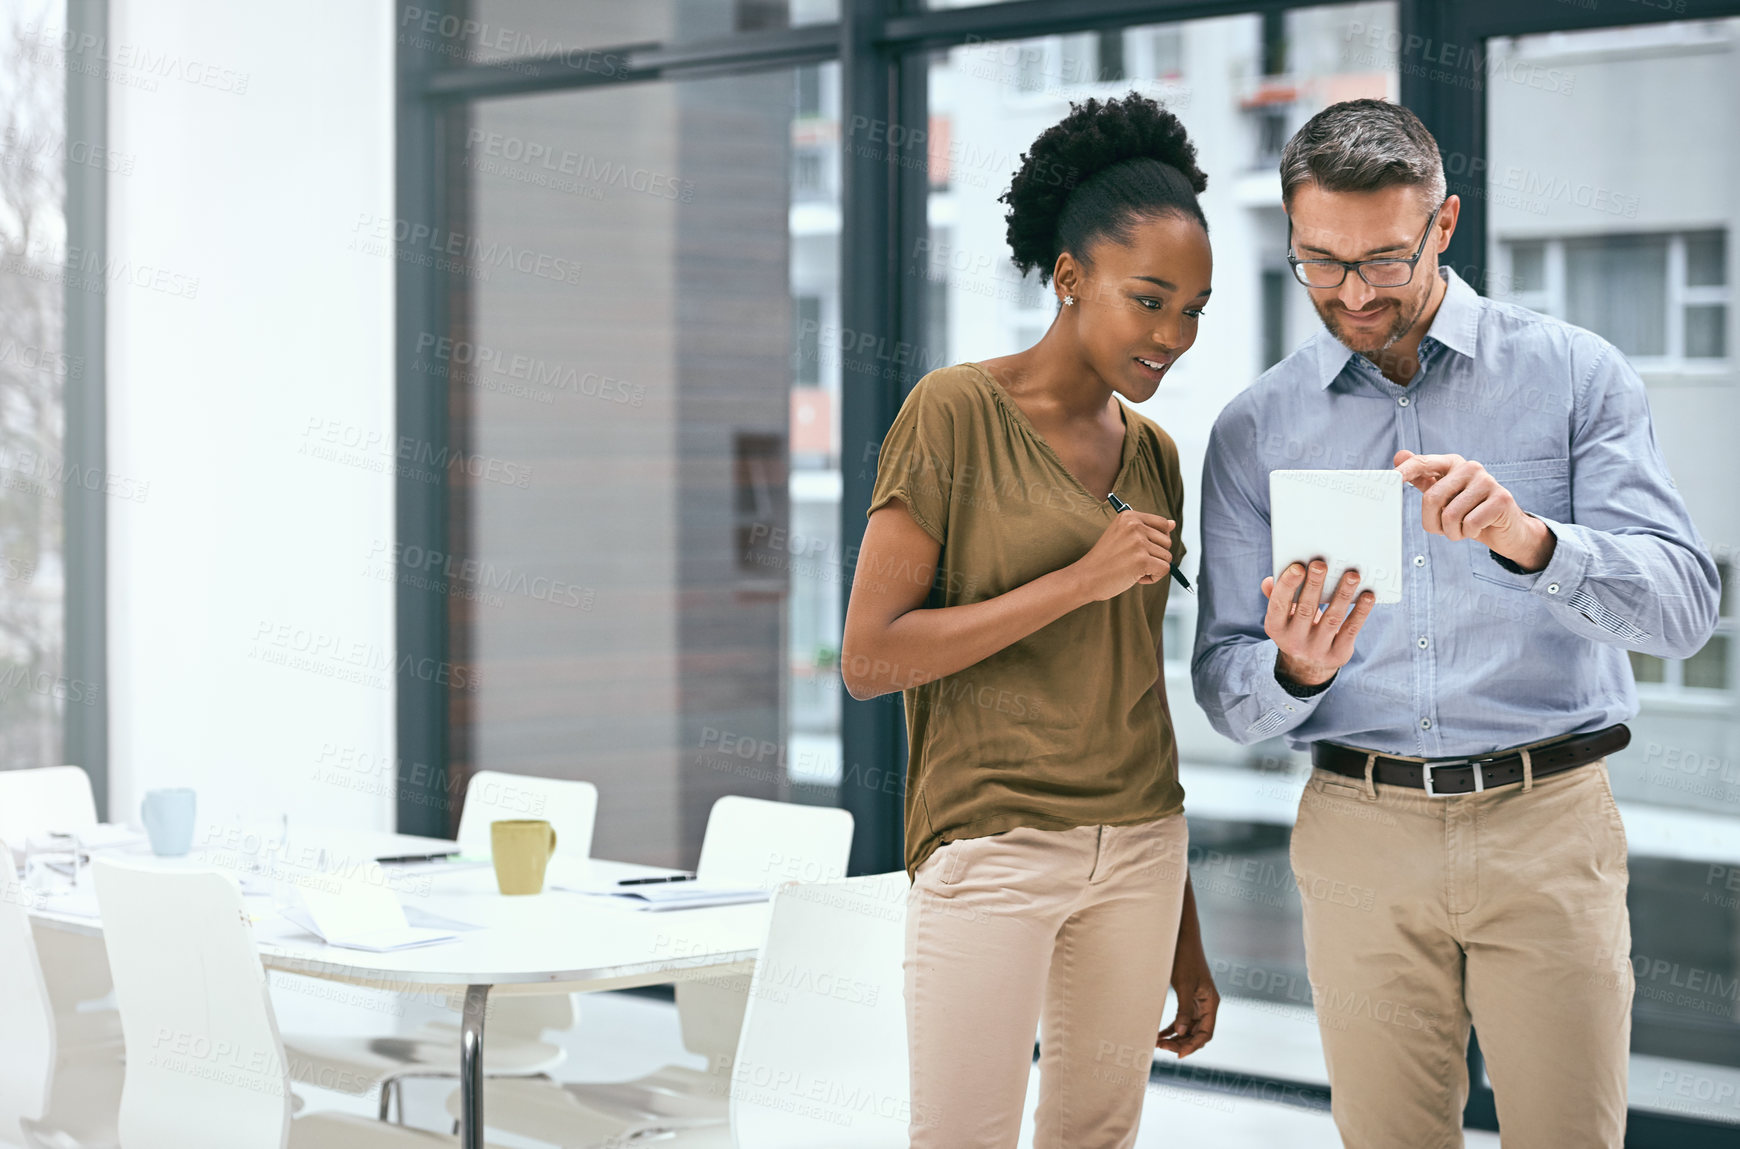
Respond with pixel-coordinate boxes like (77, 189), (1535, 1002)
(1071, 511), (1173, 602)
(1157, 949), (1219, 1057)
(1157, 878), (1219, 1057)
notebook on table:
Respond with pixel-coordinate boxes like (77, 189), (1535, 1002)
(279, 875), (461, 951)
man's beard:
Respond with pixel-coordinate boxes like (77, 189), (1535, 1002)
(1316, 288), (1424, 355)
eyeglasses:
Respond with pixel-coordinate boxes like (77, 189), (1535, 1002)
(1287, 200), (1446, 289)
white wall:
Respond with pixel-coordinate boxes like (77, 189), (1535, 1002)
(105, 1), (396, 835)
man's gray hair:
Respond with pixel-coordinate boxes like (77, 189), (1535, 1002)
(1280, 98), (1446, 208)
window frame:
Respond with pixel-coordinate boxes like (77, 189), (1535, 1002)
(1497, 230), (1732, 375)
(61, 0), (108, 808)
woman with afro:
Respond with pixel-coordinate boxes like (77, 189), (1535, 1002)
(842, 92), (1220, 1146)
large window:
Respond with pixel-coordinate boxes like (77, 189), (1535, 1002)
(403, 2), (1740, 1140)
(438, 51), (843, 868)
(1500, 231), (1729, 368)
(0, 0), (69, 771)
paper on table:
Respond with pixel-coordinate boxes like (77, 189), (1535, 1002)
(75, 824), (150, 853)
(402, 905), (484, 932)
(284, 874), (459, 951)
(552, 878), (771, 912)
(10, 825), (150, 871)
(617, 887), (770, 912)
(1269, 469), (1405, 604)
(378, 856), (493, 873)
(31, 885), (102, 919)
(553, 868), (693, 895)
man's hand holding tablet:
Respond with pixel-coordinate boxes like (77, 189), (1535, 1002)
(1264, 468), (1402, 690)
(1262, 561), (1376, 689)
(1257, 450), (1560, 690)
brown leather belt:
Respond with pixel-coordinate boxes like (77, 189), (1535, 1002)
(1312, 724), (1630, 796)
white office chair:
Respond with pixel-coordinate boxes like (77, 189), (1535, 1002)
(449, 796), (856, 1142)
(0, 766), (99, 854)
(89, 856), (525, 1149)
(458, 872), (909, 1148)
(663, 796), (857, 1106)
(721, 872), (910, 1147)
(0, 768), (125, 1064)
(454, 771), (597, 861)
(279, 772), (601, 1121)
(0, 835), (57, 1142)
(0, 838), (123, 1149)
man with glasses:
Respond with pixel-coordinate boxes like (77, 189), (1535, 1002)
(1192, 99), (1719, 1148)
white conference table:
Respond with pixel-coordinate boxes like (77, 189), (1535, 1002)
(25, 827), (774, 1149)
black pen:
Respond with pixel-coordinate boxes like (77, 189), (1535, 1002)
(618, 873), (697, 886)
(375, 852), (458, 864)
(1107, 491), (1195, 595)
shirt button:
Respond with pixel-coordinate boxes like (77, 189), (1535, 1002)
(1412, 555), (1426, 567)
(1420, 718), (1433, 730)
(1285, 705), (1295, 712)
(1547, 583), (1560, 594)
(1417, 637), (1429, 649)
(1398, 396), (1411, 407)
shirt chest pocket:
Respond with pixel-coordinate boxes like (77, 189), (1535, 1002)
(1467, 457), (1571, 590)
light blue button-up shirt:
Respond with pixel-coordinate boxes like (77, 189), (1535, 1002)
(1191, 266), (1721, 757)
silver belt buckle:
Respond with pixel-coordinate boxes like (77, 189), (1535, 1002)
(1420, 754), (1503, 797)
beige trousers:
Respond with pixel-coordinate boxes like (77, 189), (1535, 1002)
(904, 814), (1189, 1149)
(1289, 757), (1633, 1149)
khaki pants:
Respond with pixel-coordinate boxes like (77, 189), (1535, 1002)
(904, 814), (1189, 1149)
(1289, 757), (1633, 1149)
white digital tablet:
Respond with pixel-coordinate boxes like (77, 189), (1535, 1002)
(1269, 470), (1404, 605)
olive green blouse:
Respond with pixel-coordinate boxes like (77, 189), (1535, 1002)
(865, 362), (1188, 881)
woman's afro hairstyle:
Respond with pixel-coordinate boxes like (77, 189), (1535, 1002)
(1002, 91), (1209, 286)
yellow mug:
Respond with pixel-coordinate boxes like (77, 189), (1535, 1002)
(490, 819), (558, 896)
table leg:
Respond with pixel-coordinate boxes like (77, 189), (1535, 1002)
(460, 984), (488, 1149)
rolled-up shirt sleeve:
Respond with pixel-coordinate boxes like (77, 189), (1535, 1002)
(1516, 338), (1720, 659)
(1191, 401), (1331, 745)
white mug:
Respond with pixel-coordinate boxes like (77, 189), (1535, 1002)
(141, 788), (197, 857)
